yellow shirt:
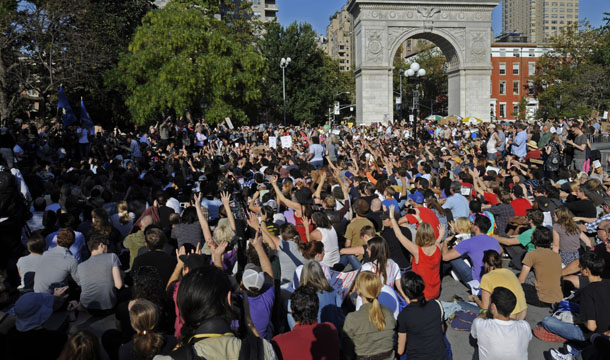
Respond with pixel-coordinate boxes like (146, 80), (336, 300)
(480, 268), (528, 316)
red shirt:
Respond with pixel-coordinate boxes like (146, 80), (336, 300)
(510, 198), (532, 217)
(483, 192), (499, 206)
(406, 207), (440, 238)
(272, 322), (339, 360)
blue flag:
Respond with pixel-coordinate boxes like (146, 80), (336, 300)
(80, 98), (94, 132)
(58, 85), (77, 127)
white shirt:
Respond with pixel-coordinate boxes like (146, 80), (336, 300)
(317, 227), (340, 267)
(361, 258), (401, 287)
(471, 318), (531, 360)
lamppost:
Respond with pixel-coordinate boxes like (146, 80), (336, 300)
(280, 57), (291, 126)
(333, 91), (350, 124)
(405, 62), (426, 139)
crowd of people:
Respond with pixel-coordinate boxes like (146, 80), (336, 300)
(0, 115), (609, 360)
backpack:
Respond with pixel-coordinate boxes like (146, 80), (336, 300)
(169, 333), (265, 360)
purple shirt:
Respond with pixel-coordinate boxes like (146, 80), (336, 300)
(455, 234), (501, 282)
(248, 284), (275, 340)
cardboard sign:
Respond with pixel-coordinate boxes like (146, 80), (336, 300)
(225, 117), (234, 130)
(409, 115), (414, 123)
(280, 135), (292, 148)
(269, 136), (277, 149)
(603, 111), (608, 120)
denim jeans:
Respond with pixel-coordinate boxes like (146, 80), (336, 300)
(542, 315), (586, 341)
(310, 160), (323, 170)
(443, 256), (473, 284)
(338, 254), (362, 271)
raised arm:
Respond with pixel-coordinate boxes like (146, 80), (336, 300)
(313, 172), (327, 199)
(248, 190), (262, 213)
(220, 191), (237, 232)
(270, 175), (301, 211)
(250, 232), (273, 279)
(194, 193), (213, 244)
(389, 206), (419, 258)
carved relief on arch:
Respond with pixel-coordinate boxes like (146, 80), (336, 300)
(387, 27), (415, 52)
(469, 30), (489, 63)
(366, 30), (384, 64)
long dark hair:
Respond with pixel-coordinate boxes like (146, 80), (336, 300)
(367, 237), (389, 285)
(312, 211), (332, 229)
(57, 330), (101, 360)
(177, 265), (232, 345)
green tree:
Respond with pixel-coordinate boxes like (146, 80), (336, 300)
(258, 21), (350, 125)
(108, 0), (265, 125)
(533, 21), (610, 119)
(0, 0), (154, 125)
(394, 45), (448, 119)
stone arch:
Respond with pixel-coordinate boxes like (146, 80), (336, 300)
(388, 28), (463, 72)
(348, 0), (500, 124)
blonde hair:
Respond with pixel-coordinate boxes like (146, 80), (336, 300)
(415, 222), (436, 247)
(356, 271), (386, 331)
(117, 201), (131, 225)
(454, 217), (472, 235)
(213, 223), (235, 244)
(301, 261), (332, 292)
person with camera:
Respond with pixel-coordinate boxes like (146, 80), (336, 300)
(566, 123), (589, 172)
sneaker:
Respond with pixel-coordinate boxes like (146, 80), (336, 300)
(550, 349), (573, 360)
(565, 345), (578, 355)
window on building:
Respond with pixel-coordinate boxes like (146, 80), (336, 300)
(499, 103), (506, 117)
(499, 63), (506, 75)
(340, 66), (345, 70)
(500, 81), (506, 95)
(513, 49), (520, 57)
(513, 63), (520, 75)
(529, 49), (535, 57)
(253, 11), (261, 17)
(528, 62), (536, 75)
(513, 81), (520, 95)
(513, 103), (520, 117)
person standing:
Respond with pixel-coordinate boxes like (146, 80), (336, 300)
(566, 124), (588, 172)
(510, 123), (528, 160)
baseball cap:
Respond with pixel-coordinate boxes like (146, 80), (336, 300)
(242, 265), (265, 292)
(179, 253), (207, 271)
(408, 192), (424, 204)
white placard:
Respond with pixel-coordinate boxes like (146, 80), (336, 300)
(603, 111), (608, 120)
(225, 117), (234, 130)
(409, 115), (414, 123)
(280, 135), (292, 148)
(269, 136), (277, 149)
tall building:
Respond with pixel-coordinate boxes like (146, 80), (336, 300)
(251, 0), (278, 23)
(503, 0), (579, 43)
(325, 5), (353, 71)
(490, 42), (552, 121)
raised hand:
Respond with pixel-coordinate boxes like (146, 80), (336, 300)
(220, 191), (231, 205)
(269, 175), (278, 184)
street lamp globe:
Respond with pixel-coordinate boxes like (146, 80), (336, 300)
(410, 62), (420, 72)
(406, 68), (415, 77)
(417, 68), (426, 77)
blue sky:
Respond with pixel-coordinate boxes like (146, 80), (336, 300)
(277, 0), (609, 35)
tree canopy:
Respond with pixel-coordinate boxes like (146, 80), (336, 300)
(108, 0), (265, 125)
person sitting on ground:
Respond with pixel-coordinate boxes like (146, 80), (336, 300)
(131, 226), (177, 287)
(494, 209), (544, 270)
(442, 215), (501, 285)
(302, 212), (340, 268)
(339, 225), (376, 270)
(562, 220), (610, 290)
(124, 215), (153, 269)
(471, 287), (532, 360)
(342, 271), (396, 360)
(45, 212), (87, 263)
(518, 226), (563, 307)
(34, 228), (80, 294)
(77, 233), (123, 313)
(469, 250), (527, 320)
(157, 266), (276, 360)
(553, 207), (592, 266)
(58, 330), (102, 360)
(272, 285), (340, 360)
(396, 271), (448, 360)
(442, 217), (475, 284)
(118, 299), (177, 360)
(542, 252), (610, 342)
(17, 230), (45, 291)
(390, 206), (445, 299)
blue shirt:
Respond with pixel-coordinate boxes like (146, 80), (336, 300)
(442, 193), (470, 219)
(45, 229), (86, 263)
(200, 198), (223, 220)
(511, 130), (527, 158)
